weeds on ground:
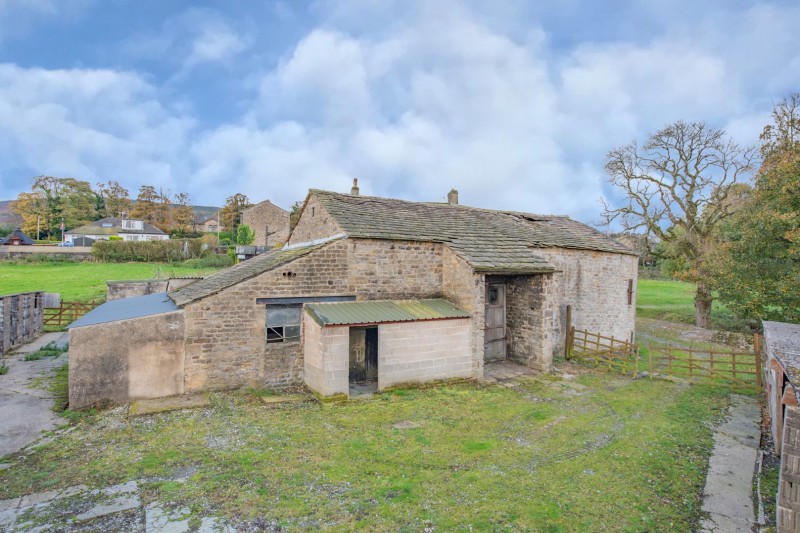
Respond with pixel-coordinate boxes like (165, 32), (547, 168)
(24, 342), (68, 361)
(0, 376), (730, 531)
(0, 361), (8, 375)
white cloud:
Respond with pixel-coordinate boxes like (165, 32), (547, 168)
(0, 64), (194, 196)
(124, 8), (250, 74)
(3, 0), (800, 221)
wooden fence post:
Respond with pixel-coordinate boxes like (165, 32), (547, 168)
(564, 305), (572, 359)
(755, 333), (764, 391)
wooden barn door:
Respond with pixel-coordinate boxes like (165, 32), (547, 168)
(484, 281), (506, 361)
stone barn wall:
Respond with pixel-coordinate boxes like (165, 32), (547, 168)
(287, 196), (343, 245)
(505, 274), (556, 371)
(182, 237), (449, 393)
(349, 239), (443, 300)
(241, 201), (291, 248)
(442, 246), (485, 379)
(0, 291), (44, 354)
(536, 248), (638, 355)
(68, 311), (185, 408)
(182, 240), (351, 393)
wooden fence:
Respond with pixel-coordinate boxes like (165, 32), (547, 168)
(566, 326), (763, 392)
(645, 340), (762, 392)
(566, 326), (639, 377)
(43, 301), (98, 329)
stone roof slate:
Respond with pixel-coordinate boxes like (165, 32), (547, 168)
(169, 240), (334, 306)
(310, 190), (634, 273)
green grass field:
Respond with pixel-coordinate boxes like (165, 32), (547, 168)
(0, 262), (222, 302)
(0, 377), (728, 531)
(636, 279), (748, 332)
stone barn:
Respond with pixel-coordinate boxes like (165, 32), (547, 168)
(241, 200), (290, 248)
(763, 321), (800, 532)
(68, 187), (637, 406)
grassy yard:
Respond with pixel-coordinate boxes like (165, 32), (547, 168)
(0, 374), (729, 531)
(0, 262), (222, 302)
(636, 279), (749, 332)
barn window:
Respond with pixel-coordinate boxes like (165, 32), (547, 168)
(266, 305), (302, 343)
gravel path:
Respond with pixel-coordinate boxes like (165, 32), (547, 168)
(0, 332), (68, 459)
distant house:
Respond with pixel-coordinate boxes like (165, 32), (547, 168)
(241, 200), (290, 247)
(1, 228), (34, 245)
(65, 218), (169, 244)
(194, 214), (220, 233)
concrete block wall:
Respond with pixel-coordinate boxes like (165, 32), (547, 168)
(303, 313), (325, 394)
(68, 311), (185, 408)
(302, 315), (349, 397)
(536, 248), (638, 355)
(779, 406), (800, 532)
(241, 200), (290, 248)
(0, 291), (44, 354)
(377, 318), (471, 389)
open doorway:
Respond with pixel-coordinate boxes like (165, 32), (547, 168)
(349, 326), (378, 396)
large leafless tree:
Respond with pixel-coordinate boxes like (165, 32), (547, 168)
(602, 121), (755, 328)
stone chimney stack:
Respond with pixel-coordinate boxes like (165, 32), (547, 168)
(351, 178), (360, 196)
(447, 188), (459, 206)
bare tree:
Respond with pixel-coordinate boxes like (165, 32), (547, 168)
(602, 121), (755, 328)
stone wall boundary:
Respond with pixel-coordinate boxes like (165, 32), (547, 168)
(0, 291), (44, 354)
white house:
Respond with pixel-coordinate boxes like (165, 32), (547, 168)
(65, 217), (169, 244)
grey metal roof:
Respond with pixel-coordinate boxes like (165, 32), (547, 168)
(305, 298), (470, 327)
(308, 190), (634, 273)
(69, 292), (179, 329)
(763, 320), (800, 401)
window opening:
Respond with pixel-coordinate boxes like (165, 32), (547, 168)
(266, 304), (302, 343)
(488, 287), (499, 305)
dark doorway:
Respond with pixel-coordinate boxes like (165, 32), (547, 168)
(365, 327), (378, 382)
(484, 280), (506, 361)
(349, 326), (379, 384)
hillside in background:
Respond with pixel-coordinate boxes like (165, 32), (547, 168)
(0, 200), (22, 226)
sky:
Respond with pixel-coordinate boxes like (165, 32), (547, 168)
(0, 0), (798, 224)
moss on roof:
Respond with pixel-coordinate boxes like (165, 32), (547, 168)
(309, 190), (633, 273)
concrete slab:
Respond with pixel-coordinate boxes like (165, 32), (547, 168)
(0, 335), (67, 458)
(260, 394), (308, 405)
(145, 504), (191, 532)
(700, 394), (761, 533)
(129, 394), (210, 416)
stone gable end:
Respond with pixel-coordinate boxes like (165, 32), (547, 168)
(288, 194), (343, 245)
(241, 201), (291, 248)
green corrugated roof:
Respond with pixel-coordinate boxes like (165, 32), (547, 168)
(305, 298), (470, 326)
